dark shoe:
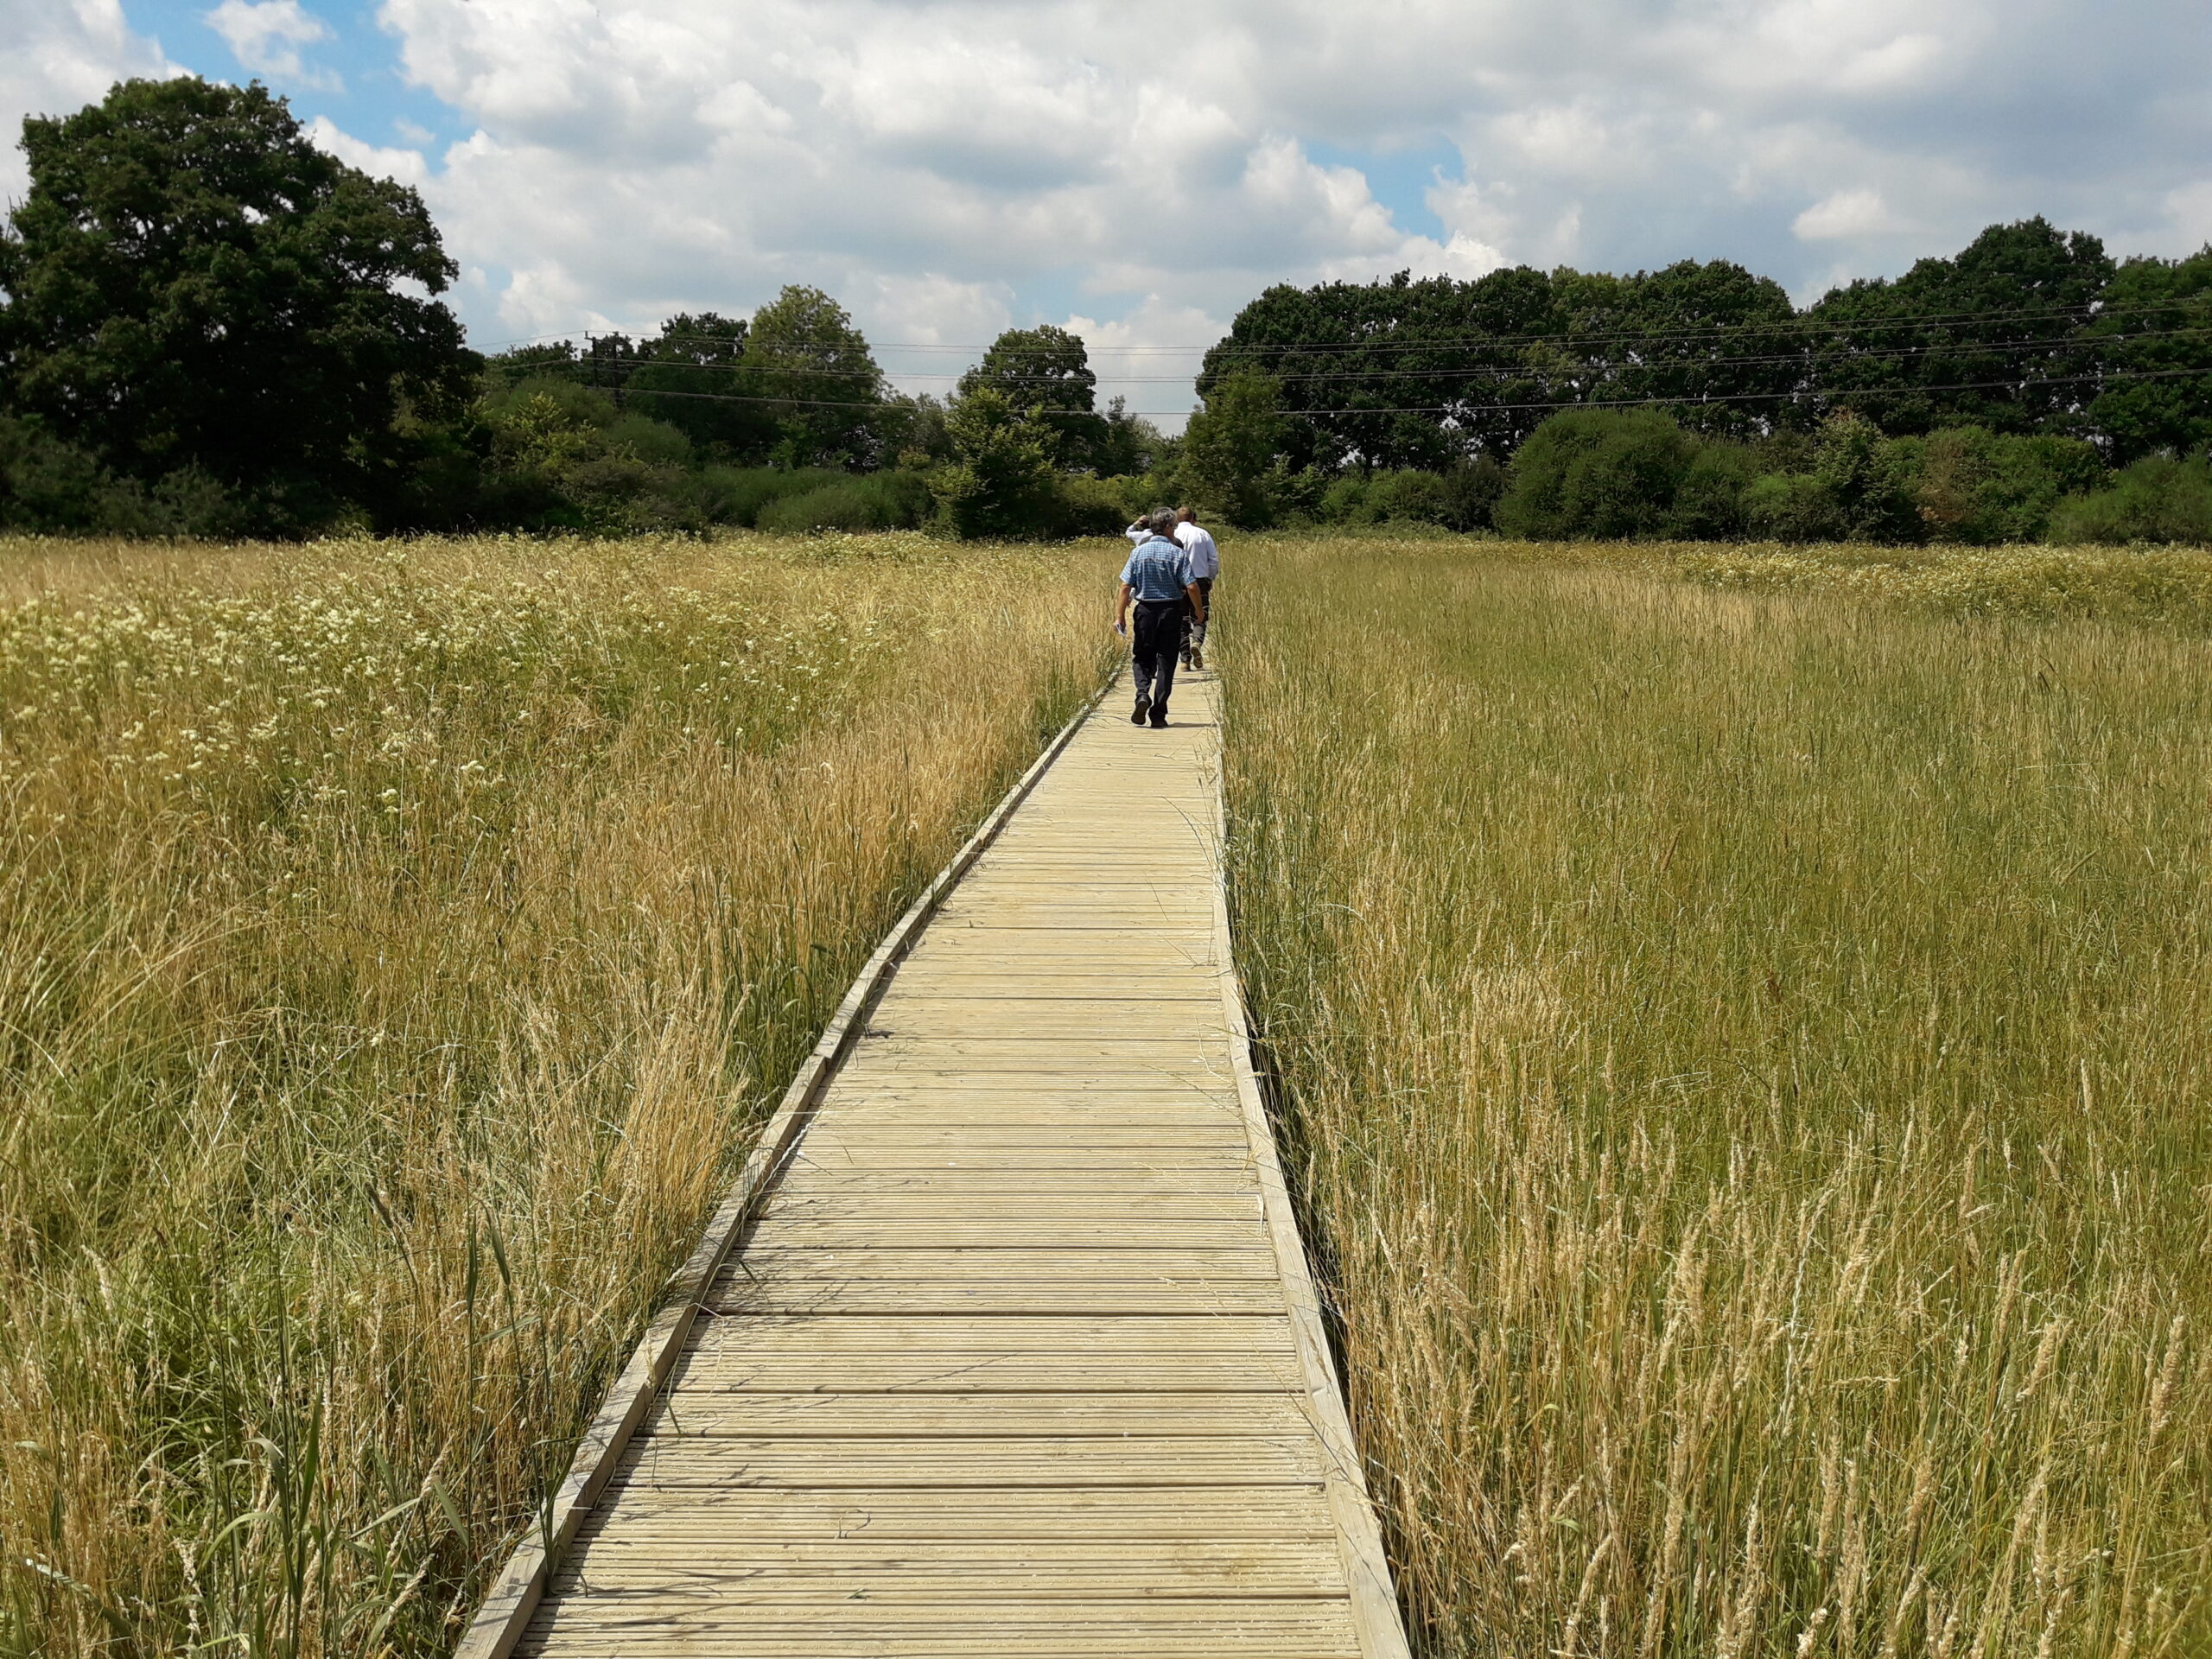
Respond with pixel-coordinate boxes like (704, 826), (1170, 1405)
(1149, 710), (1168, 728)
(1190, 649), (1205, 671)
(1179, 650), (1192, 669)
(1131, 698), (1149, 726)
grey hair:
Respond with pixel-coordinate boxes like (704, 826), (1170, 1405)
(1147, 509), (1178, 536)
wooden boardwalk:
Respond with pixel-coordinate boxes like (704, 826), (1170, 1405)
(467, 672), (1409, 1659)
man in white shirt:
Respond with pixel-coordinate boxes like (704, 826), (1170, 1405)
(1173, 507), (1219, 671)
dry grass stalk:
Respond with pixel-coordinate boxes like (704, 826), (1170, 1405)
(1223, 538), (2212, 1657)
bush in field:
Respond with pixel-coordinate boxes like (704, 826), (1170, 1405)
(1913, 427), (2106, 543)
(930, 389), (1063, 538)
(0, 414), (242, 536)
(1495, 409), (1699, 538)
(2050, 455), (2212, 543)
(1742, 411), (1923, 543)
(1056, 474), (1155, 537)
(1663, 445), (1758, 538)
(753, 472), (932, 532)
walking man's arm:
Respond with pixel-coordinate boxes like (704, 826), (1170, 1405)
(1116, 581), (1134, 633)
(1184, 580), (1206, 627)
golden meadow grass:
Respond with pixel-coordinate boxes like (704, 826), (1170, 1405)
(1494, 537), (2212, 631)
(0, 531), (1113, 1656)
(1222, 538), (2212, 1658)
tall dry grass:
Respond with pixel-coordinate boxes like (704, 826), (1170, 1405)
(0, 531), (1113, 1656)
(1222, 538), (2212, 1657)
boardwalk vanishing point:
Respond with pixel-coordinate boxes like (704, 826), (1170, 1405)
(462, 672), (1412, 1659)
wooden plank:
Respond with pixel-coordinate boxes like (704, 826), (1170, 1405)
(573, 1486), (1338, 1541)
(658, 1356), (1306, 1394)
(611, 1434), (1329, 1486)
(550, 1554), (1350, 1600)
(628, 1391), (1312, 1437)
(520, 1605), (1360, 1659)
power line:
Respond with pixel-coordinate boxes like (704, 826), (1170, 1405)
(530, 296), (2201, 363)
(535, 321), (2212, 388)
(518, 362), (2212, 419)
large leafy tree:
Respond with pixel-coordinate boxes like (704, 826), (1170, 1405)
(957, 325), (1108, 467)
(742, 285), (886, 467)
(929, 387), (1060, 537)
(626, 311), (779, 459)
(0, 77), (474, 531)
(1806, 218), (2112, 435)
(1180, 371), (1287, 526)
(1200, 260), (1803, 471)
(2083, 250), (2212, 463)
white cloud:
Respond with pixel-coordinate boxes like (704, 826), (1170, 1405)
(1794, 188), (1901, 241)
(0, 0), (179, 199)
(2165, 182), (2212, 252)
(305, 115), (427, 188)
(204, 0), (339, 90)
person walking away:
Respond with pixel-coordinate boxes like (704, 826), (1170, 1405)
(1173, 507), (1219, 671)
(1116, 510), (1206, 728)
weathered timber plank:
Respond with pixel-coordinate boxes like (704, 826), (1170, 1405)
(572, 1486), (1337, 1541)
(625, 1391), (1310, 1437)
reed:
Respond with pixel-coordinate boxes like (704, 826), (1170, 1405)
(1222, 537), (2212, 1657)
(0, 530), (1114, 1656)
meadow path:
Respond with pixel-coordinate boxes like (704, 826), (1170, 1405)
(468, 672), (1409, 1659)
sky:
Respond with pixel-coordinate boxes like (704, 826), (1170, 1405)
(6, 0), (2212, 422)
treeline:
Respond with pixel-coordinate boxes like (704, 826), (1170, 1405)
(6, 76), (2212, 544)
(1190, 222), (2212, 542)
(1187, 393), (2212, 544)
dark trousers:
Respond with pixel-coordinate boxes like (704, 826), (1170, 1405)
(1182, 576), (1213, 652)
(1130, 599), (1181, 715)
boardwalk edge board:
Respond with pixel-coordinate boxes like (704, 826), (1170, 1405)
(1204, 759), (1414, 1659)
(455, 684), (1107, 1659)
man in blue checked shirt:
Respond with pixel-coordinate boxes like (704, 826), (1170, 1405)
(1115, 509), (1207, 728)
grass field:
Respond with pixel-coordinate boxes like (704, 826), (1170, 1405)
(0, 531), (1112, 1656)
(1223, 538), (2212, 1657)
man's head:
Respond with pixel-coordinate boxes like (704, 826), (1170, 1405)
(1176, 506), (1198, 524)
(1147, 509), (1177, 537)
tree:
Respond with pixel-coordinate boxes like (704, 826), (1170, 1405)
(930, 388), (1061, 537)
(741, 285), (885, 467)
(1094, 395), (1168, 477)
(2083, 250), (2212, 463)
(1180, 372), (1287, 526)
(957, 325), (1108, 467)
(1807, 218), (2112, 436)
(626, 311), (779, 459)
(0, 77), (474, 531)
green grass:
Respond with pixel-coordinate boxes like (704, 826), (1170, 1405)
(1222, 537), (2212, 1657)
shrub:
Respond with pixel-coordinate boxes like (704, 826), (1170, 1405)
(1665, 445), (1758, 539)
(0, 415), (244, 536)
(689, 467), (852, 526)
(2049, 455), (2212, 544)
(930, 390), (1063, 538)
(1742, 472), (1844, 542)
(1056, 474), (1154, 537)
(1495, 409), (1699, 539)
(753, 472), (932, 532)
(1916, 427), (2106, 543)
(1740, 413), (1925, 543)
